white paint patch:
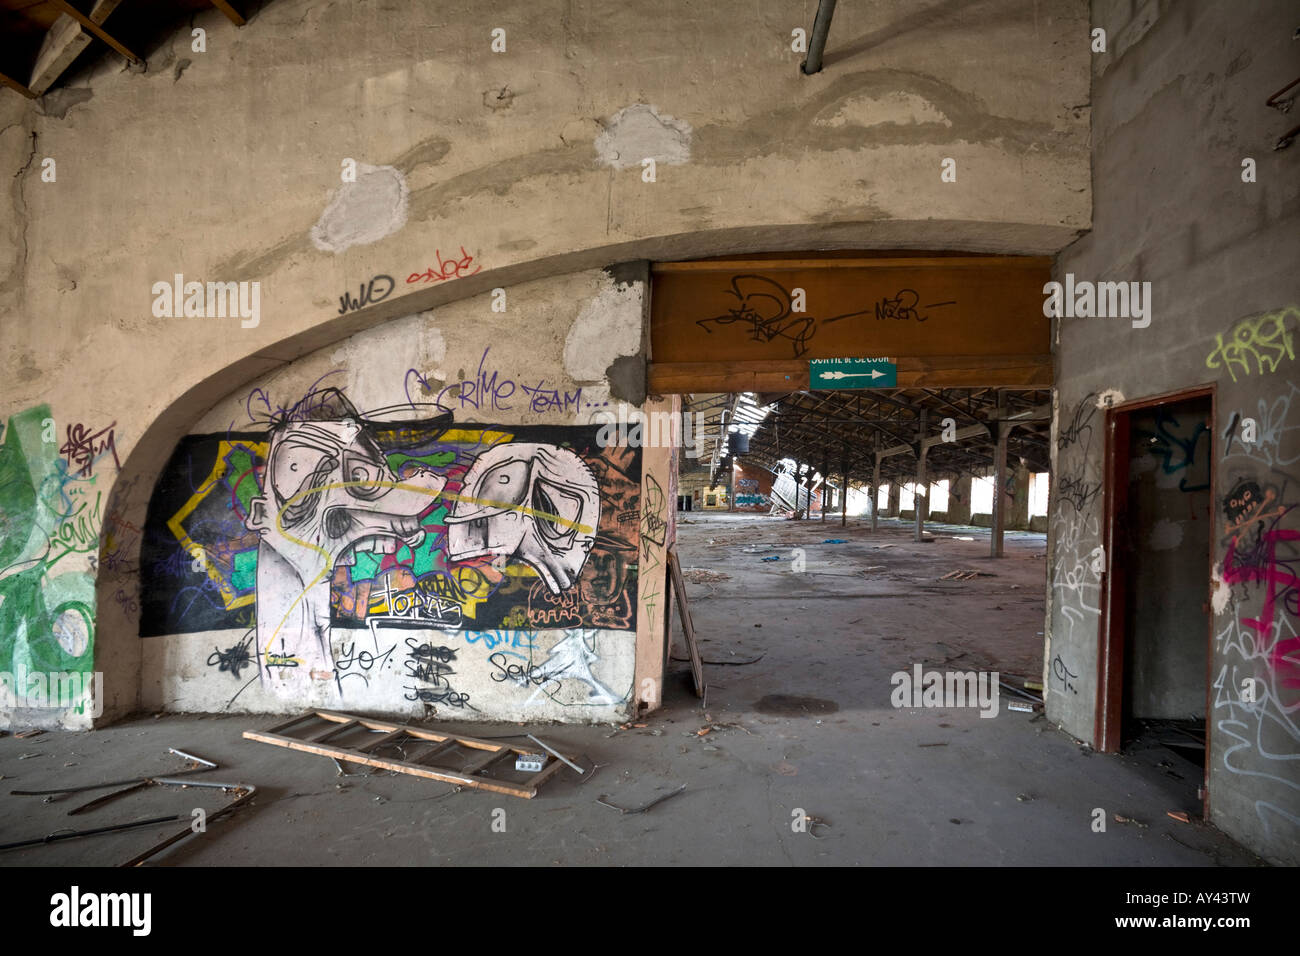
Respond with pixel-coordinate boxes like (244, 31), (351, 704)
(331, 313), (426, 412)
(310, 164), (409, 254)
(817, 92), (950, 128)
(595, 104), (692, 169)
(1096, 389), (1125, 408)
(1148, 519), (1184, 551)
(1210, 563), (1232, 615)
(563, 280), (643, 382)
(417, 318), (447, 367)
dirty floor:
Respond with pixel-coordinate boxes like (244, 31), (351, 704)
(0, 514), (1263, 866)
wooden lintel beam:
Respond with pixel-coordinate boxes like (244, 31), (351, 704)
(48, 0), (140, 63)
(649, 355), (1053, 393)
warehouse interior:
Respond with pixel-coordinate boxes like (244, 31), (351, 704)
(0, 0), (1296, 871)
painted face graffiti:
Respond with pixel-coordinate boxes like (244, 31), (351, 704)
(245, 413), (447, 693)
(445, 443), (601, 594)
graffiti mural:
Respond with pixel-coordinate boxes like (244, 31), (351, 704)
(0, 406), (101, 717)
(141, 390), (641, 706)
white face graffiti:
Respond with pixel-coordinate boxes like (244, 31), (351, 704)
(445, 442), (601, 593)
(244, 418), (447, 691)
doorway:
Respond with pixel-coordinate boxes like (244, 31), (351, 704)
(1097, 387), (1214, 816)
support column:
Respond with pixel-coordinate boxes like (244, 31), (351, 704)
(871, 435), (881, 533)
(821, 451), (829, 523)
(947, 475), (973, 525)
(1009, 460), (1031, 530)
(841, 445), (848, 528)
(991, 421), (1009, 558)
(914, 409), (928, 543)
(888, 483), (901, 517)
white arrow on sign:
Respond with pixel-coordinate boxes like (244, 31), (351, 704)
(819, 369), (886, 380)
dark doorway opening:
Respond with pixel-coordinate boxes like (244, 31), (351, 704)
(1098, 387), (1215, 817)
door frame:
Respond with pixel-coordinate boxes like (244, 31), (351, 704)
(1093, 384), (1216, 819)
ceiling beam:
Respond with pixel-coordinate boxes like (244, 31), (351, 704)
(47, 0), (140, 63)
(210, 0), (248, 26)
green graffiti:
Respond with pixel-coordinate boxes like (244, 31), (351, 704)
(0, 406), (97, 683)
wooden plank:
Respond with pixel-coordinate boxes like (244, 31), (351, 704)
(28, 0), (122, 94)
(0, 70), (38, 99)
(311, 719), (360, 743)
(410, 739), (460, 765)
(210, 0), (247, 26)
(460, 746), (511, 776)
(47, 0), (140, 62)
(357, 729), (407, 754)
(242, 729), (538, 799)
(668, 550), (705, 698)
(265, 712), (323, 734)
(526, 756), (569, 793)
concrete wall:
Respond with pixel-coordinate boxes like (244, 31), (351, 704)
(1047, 0), (1300, 863)
(0, 0), (1089, 730)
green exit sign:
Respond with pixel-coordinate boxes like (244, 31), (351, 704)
(809, 357), (897, 389)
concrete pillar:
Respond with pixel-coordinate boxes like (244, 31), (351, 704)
(871, 450), (881, 533)
(991, 422), (1009, 558)
(946, 475), (973, 524)
(1008, 461), (1031, 531)
(888, 483), (901, 517)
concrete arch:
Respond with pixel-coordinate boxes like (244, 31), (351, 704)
(91, 219), (1072, 723)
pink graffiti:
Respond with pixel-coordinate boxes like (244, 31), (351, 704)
(1223, 529), (1300, 687)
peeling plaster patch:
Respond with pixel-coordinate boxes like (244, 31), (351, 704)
(1096, 389), (1125, 408)
(1210, 563), (1232, 615)
(606, 354), (646, 406)
(563, 280), (643, 382)
(310, 164), (409, 254)
(594, 104), (692, 169)
(816, 92), (951, 128)
(35, 87), (93, 119)
(1148, 519), (1184, 551)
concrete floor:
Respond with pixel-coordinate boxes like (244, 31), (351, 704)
(0, 514), (1264, 866)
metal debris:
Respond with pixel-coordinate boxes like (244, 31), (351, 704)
(596, 784), (688, 815)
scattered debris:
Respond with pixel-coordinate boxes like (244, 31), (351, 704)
(1016, 793), (1034, 802)
(1167, 810), (1191, 823)
(760, 555), (781, 562)
(1114, 814), (1149, 828)
(526, 734), (586, 775)
(1024, 680), (1044, 691)
(806, 814), (832, 838)
(939, 569), (996, 580)
(515, 754), (546, 773)
(596, 784), (687, 815)
(681, 567), (730, 583)
(918, 742), (949, 748)
(1007, 700), (1037, 713)
(14, 729), (44, 739)
(671, 653), (764, 666)
(861, 566), (887, 574)
(822, 538), (848, 544)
